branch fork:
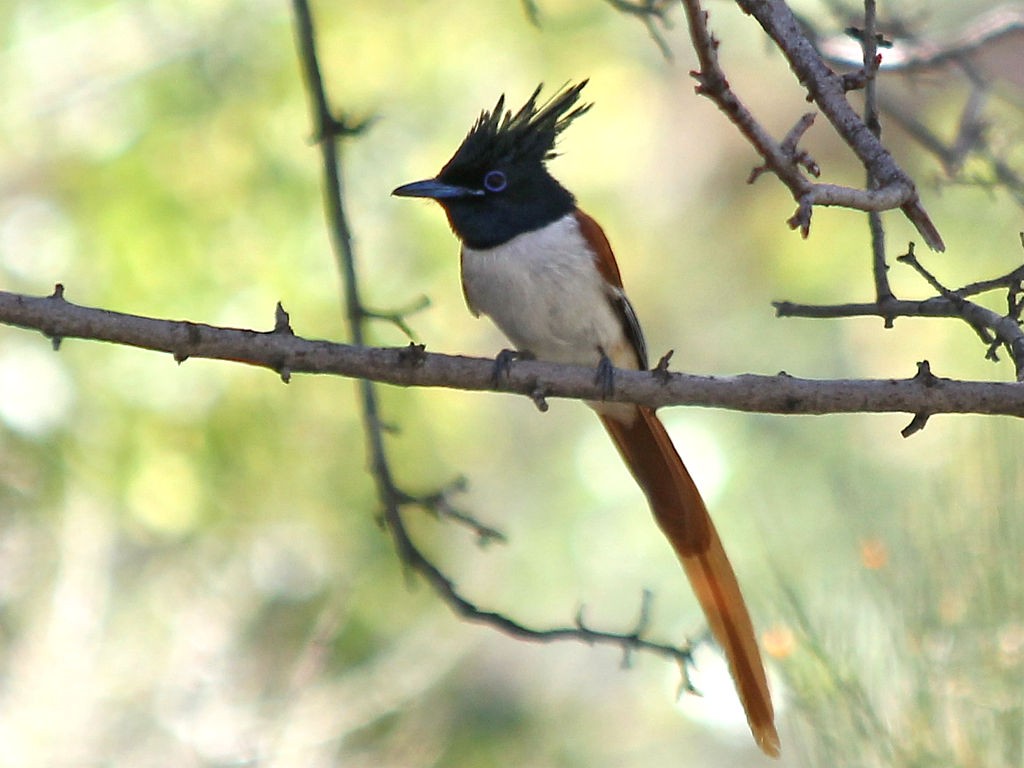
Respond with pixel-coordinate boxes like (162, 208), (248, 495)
(682, 0), (945, 250)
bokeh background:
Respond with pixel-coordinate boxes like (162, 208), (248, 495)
(2, 1), (1024, 766)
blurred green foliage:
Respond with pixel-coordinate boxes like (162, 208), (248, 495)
(1, 1), (1023, 766)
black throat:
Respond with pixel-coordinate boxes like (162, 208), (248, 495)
(443, 173), (576, 250)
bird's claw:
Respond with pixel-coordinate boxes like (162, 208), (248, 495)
(491, 348), (534, 387)
(595, 347), (615, 400)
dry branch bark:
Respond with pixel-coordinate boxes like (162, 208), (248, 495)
(3, 287), (1024, 420)
(681, 0), (945, 248)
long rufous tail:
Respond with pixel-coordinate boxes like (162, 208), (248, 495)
(599, 405), (780, 757)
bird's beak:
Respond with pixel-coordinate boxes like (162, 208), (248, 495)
(392, 178), (484, 199)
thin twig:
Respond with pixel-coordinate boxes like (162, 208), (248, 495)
(895, 246), (1024, 376)
(860, 0), (894, 307)
(776, 246), (1024, 379)
(956, 264), (1024, 299)
(362, 295), (431, 341)
(407, 477), (507, 546)
(716, 0), (945, 250)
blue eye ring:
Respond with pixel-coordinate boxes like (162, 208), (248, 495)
(483, 170), (508, 192)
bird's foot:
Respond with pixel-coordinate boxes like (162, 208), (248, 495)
(491, 348), (534, 387)
(595, 347), (615, 400)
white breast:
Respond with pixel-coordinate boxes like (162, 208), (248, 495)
(461, 213), (633, 368)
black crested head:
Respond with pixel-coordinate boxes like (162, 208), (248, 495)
(393, 81), (592, 249)
(443, 80), (591, 182)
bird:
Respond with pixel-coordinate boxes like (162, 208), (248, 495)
(392, 81), (779, 757)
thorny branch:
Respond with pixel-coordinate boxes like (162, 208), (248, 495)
(770, 3), (1024, 381)
(775, 244), (1024, 381)
(5, 286), (1024, 416)
(680, 0), (944, 250)
(820, 5), (1024, 79)
(812, 5), (1024, 206)
(857, 0), (897, 310)
(289, 0), (698, 675)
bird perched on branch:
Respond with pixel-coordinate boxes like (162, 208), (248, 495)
(393, 81), (779, 757)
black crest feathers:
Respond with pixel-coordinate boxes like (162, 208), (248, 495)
(440, 81), (591, 178)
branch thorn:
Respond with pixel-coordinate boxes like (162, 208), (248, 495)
(781, 113), (820, 177)
(653, 350), (675, 383)
(530, 384), (550, 413)
(901, 411), (931, 437)
(787, 195), (813, 237)
(398, 342), (427, 367)
(913, 360), (938, 386)
(274, 302), (294, 335)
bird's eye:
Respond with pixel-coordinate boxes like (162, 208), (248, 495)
(483, 170), (508, 192)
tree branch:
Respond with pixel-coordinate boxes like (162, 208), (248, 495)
(818, 5), (1024, 78)
(680, 0), (945, 249)
(4, 287), (1024, 420)
(776, 236), (1024, 380)
(810, 7), (1024, 208)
